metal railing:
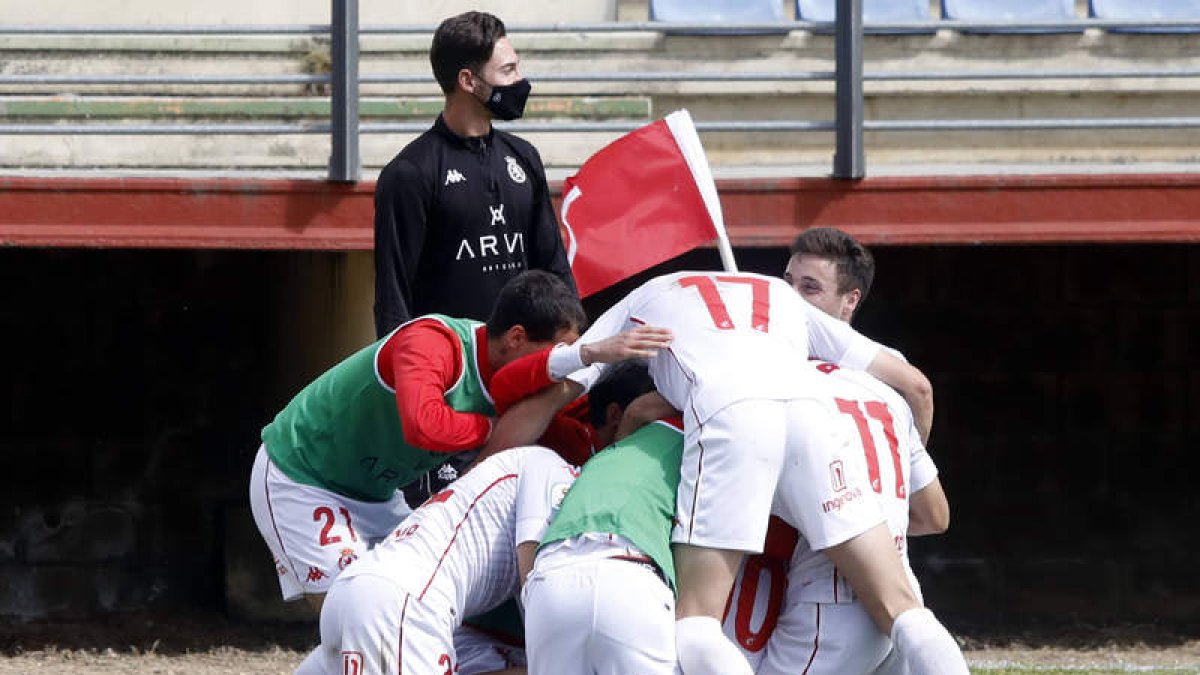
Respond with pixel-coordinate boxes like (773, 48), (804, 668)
(2, 1), (1200, 180)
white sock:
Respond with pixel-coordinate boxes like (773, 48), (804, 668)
(890, 607), (970, 675)
(675, 616), (754, 675)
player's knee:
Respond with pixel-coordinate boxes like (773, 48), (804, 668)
(675, 616), (753, 675)
(304, 591), (326, 613)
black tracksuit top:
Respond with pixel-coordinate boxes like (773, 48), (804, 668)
(373, 115), (577, 337)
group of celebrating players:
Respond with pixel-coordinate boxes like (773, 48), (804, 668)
(248, 227), (970, 674)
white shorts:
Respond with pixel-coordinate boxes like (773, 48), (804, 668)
(248, 445), (413, 600)
(773, 397), (886, 551)
(674, 399), (788, 552)
(523, 538), (676, 675)
(758, 601), (891, 675)
(306, 572), (457, 675)
(674, 398), (883, 553)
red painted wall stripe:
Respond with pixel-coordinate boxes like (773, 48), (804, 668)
(3, 173), (1200, 249)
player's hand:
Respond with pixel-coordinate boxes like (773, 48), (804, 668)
(580, 326), (673, 365)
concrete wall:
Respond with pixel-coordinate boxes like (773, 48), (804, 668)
(2, 244), (1197, 630)
(3, 2), (1198, 174)
(0, 248), (370, 619)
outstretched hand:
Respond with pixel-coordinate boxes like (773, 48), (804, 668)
(580, 326), (673, 365)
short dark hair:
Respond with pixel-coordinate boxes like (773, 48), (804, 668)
(588, 363), (655, 428)
(487, 271), (586, 342)
(789, 227), (875, 307)
(430, 11), (507, 94)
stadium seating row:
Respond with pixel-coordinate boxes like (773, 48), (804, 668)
(650, 0), (1200, 32)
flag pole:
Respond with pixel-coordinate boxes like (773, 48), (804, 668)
(711, 213), (739, 274)
(664, 109), (738, 273)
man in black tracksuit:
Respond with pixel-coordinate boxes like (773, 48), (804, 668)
(374, 11), (577, 503)
(374, 11), (576, 338)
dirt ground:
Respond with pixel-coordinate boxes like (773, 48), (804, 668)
(1, 612), (1198, 674)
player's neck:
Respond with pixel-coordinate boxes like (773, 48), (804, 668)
(443, 96), (493, 139)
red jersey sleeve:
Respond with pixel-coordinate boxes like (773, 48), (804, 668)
(489, 345), (558, 414)
(537, 405), (596, 466)
(382, 319), (492, 453)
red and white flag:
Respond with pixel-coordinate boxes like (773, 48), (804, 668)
(560, 109), (737, 297)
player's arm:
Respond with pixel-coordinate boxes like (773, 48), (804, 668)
(908, 477), (950, 536)
(373, 158), (428, 337)
(907, 432), (949, 535)
(479, 378), (586, 465)
(802, 302), (934, 443)
(490, 344), (561, 414)
(388, 320), (492, 452)
(514, 450), (578, 585)
(517, 540), (539, 588)
(864, 351), (934, 444)
(476, 327), (672, 464)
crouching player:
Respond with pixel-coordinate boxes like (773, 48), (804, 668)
(522, 363), (683, 675)
(294, 445), (577, 675)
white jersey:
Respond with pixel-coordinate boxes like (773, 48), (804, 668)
(337, 446), (577, 620)
(723, 362), (939, 670)
(786, 360), (938, 603)
(571, 271), (882, 430)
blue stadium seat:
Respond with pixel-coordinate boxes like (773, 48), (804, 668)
(796, 0), (929, 23)
(941, 0), (1080, 32)
(1090, 0), (1200, 32)
(649, 0), (789, 34)
(796, 0), (933, 33)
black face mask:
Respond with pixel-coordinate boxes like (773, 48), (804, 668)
(477, 77), (531, 121)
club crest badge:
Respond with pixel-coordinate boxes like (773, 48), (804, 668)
(337, 548), (358, 570)
(505, 156), (526, 184)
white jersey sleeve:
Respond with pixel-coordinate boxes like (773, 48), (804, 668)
(550, 273), (668, 391)
(513, 448), (577, 545)
(908, 430), (939, 494)
(801, 301), (881, 370)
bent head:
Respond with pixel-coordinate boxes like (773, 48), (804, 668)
(783, 227), (874, 322)
(487, 271), (586, 368)
(587, 362), (655, 449)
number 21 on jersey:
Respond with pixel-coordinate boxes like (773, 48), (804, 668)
(678, 275), (771, 333)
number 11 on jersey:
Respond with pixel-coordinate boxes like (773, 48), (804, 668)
(835, 398), (906, 499)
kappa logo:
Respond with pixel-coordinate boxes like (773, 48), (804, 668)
(437, 463), (459, 483)
(306, 566), (328, 583)
(445, 169), (466, 186)
(505, 155), (526, 184)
